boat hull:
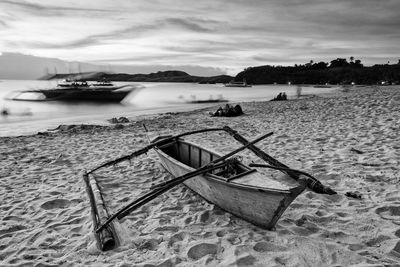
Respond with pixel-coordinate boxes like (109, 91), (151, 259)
(154, 140), (304, 229)
(9, 84), (135, 103)
(40, 89), (131, 102)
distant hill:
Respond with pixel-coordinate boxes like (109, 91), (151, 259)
(235, 60), (400, 85)
(44, 71), (234, 84)
(0, 52), (227, 80)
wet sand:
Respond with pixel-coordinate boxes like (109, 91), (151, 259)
(1, 85), (400, 266)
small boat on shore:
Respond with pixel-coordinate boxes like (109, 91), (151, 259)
(83, 126), (336, 250)
(8, 81), (135, 103)
(153, 136), (305, 229)
(224, 79), (252, 87)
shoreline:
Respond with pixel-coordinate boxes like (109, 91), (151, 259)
(0, 81), (340, 138)
(0, 102), (227, 138)
(1, 85), (400, 266)
(0, 85), (340, 138)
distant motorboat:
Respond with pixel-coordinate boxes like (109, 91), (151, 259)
(224, 79), (252, 87)
(8, 81), (135, 103)
(57, 79), (82, 88)
(90, 80), (115, 87)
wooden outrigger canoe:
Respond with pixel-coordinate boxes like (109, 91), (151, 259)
(154, 137), (305, 229)
(83, 126), (336, 251)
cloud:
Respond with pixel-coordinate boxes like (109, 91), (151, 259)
(12, 16), (223, 50)
(164, 40), (236, 54)
(91, 53), (194, 64)
(0, 0), (116, 17)
(0, 19), (8, 28)
(0, 0), (48, 11)
(163, 18), (216, 33)
(1, 0), (400, 73)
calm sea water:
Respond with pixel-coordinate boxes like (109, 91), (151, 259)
(0, 80), (336, 136)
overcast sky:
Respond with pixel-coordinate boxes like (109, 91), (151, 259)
(0, 0), (399, 75)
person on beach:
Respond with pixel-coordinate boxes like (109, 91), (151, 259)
(271, 92), (287, 101)
(1, 107), (9, 116)
(211, 104), (243, 117)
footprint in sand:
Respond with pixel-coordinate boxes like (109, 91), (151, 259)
(187, 242), (218, 260)
(375, 206), (400, 220)
(137, 238), (159, 251)
(388, 96), (400, 107)
(197, 210), (211, 223)
(392, 241), (400, 255)
(253, 241), (287, 252)
(395, 229), (400, 238)
(0, 224), (27, 235)
(216, 229), (227, 237)
(40, 199), (71, 210)
(365, 235), (391, 247)
(168, 232), (186, 247)
(348, 243), (364, 251)
(233, 254), (257, 266)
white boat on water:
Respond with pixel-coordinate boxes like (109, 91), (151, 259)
(57, 79), (114, 89)
(224, 79), (252, 87)
(9, 80), (135, 103)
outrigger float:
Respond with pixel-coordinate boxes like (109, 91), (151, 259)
(83, 126), (336, 251)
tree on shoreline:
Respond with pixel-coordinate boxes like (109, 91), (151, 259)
(235, 58), (400, 85)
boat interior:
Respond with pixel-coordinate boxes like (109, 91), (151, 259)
(159, 139), (255, 181)
(158, 138), (301, 190)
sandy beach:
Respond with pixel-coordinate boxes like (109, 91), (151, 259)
(1, 85), (400, 266)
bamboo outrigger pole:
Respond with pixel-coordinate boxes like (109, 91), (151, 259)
(86, 127), (226, 175)
(83, 172), (116, 251)
(222, 126), (336, 195)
